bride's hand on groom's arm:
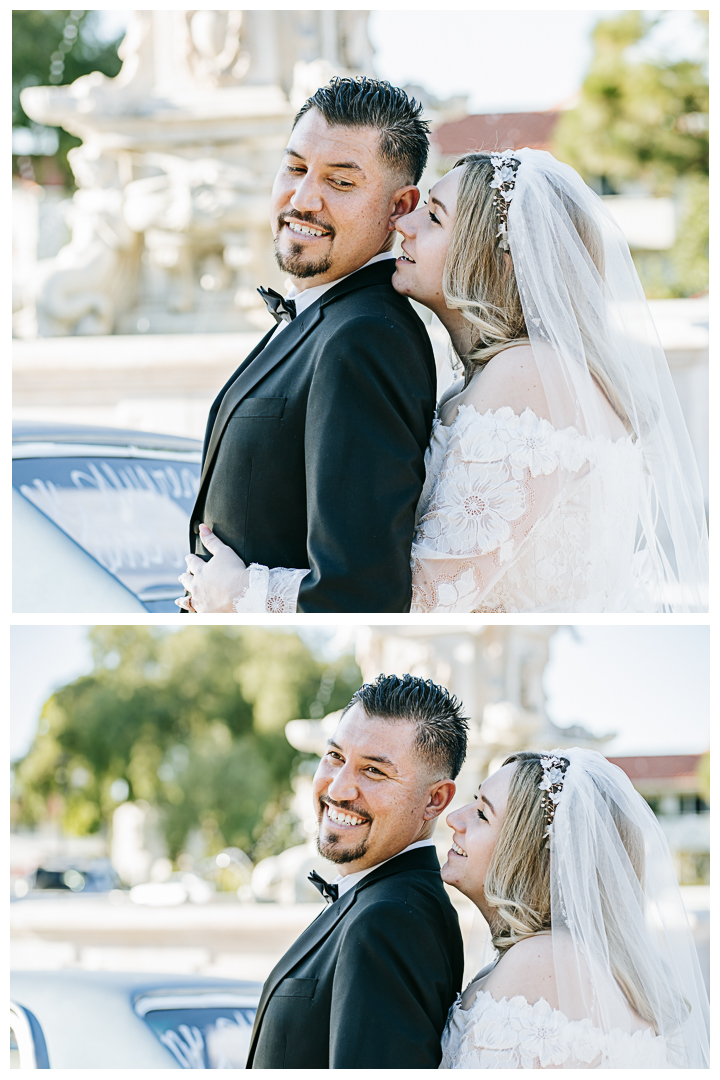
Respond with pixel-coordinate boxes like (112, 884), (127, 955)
(176, 524), (249, 613)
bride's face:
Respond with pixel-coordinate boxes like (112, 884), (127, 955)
(392, 165), (464, 316)
(441, 762), (515, 915)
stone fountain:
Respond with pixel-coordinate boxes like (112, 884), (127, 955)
(20, 9), (375, 338)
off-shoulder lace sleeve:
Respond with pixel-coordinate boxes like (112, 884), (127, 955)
(411, 404), (589, 613)
(233, 564), (310, 613)
(439, 991), (667, 1069)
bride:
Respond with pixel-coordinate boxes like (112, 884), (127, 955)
(178, 149), (708, 613)
(438, 748), (709, 1069)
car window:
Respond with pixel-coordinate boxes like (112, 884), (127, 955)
(13, 455), (200, 603)
(141, 1006), (257, 1068)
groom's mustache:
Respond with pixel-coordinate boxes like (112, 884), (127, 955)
(319, 794), (372, 822)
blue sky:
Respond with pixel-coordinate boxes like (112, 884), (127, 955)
(10, 625), (708, 762)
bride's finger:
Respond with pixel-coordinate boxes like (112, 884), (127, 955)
(178, 572), (194, 591)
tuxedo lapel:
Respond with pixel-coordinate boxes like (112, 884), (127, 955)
(200, 326), (277, 463)
(199, 305), (323, 490)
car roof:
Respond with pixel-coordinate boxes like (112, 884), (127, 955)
(11, 970), (262, 1069)
(12, 421), (202, 454)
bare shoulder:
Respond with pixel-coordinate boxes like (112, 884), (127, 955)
(462, 344), (551, 421)
(481, 935), (559, 1009)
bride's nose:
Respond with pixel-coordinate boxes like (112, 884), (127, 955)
(395, 208), (419, 239)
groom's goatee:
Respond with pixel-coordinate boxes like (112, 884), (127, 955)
(317, 832), (370, 864)
(274, 240), (333, 279)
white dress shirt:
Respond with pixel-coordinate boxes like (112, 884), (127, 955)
(272, 249), (397, 335)
(331, 838), (436, 899)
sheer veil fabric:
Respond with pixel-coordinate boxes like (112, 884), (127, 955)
(506, 149), (708, 612)
(548, 748), (709, 1068)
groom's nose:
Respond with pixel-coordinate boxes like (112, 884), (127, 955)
(290, 172), (324, 215)
(326, 764), (360, 803)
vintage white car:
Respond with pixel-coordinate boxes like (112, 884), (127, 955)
(10, 970), (261, 1069)
(13, 422), (202, 613)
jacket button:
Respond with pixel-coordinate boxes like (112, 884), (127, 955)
(192, 521), (199, 534)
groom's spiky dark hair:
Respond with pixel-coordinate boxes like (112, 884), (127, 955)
(344, 673), (468, 780)
(293, 76), (430, 184)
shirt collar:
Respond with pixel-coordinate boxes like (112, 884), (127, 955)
(332, 838), (436, 899)
(286, 249), (397, 318)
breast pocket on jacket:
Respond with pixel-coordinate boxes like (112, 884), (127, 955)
(273, 977), (317, 999)
(230, 396), (286, 419)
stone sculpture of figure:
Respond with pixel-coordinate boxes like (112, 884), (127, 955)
(186, 9), (250, 85)
(33, 145), (139, 336)
(122, 153), (266, 314)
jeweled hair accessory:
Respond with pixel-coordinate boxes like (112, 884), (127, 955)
(538, 752), (568, 846)
(489, 151), (520, 251)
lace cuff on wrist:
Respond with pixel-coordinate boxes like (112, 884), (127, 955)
(233, 564), (310, 613)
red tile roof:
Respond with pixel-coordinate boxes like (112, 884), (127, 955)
(432, 111), (561, 156)
(607, 754), (704, 782)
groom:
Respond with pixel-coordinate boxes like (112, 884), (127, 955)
(185, 77), (436, 613)
(246, 674), (467, 1069)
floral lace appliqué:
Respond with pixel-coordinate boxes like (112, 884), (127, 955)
(439, 989), (668, 1070)
(411, 404), (642, 614)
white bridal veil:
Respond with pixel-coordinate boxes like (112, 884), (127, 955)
(507, 149), (708, 611)
(549, 748), (709, 1068)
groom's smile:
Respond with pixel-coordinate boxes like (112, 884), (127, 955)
(321, 797), (371, 829)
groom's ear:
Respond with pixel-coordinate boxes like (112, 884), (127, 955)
(388, 184), (420, 230)
(423, 778), (456, 820)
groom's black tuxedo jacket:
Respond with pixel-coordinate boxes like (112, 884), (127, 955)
(246, 846), (464, 1070)
(189, 259), (436, 612)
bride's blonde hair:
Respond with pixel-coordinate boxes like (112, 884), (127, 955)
(444, 154), (631, 431)
(442, 154), (529, 380)
(484, 751), (659, 1028)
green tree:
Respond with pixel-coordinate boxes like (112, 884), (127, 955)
(552, 11), (708, 297)
(553, 11), (708, 194)
(12, 10), (124, 187)
(12, 627), (361, 861)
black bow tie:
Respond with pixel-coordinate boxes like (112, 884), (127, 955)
(308, 870), (339, 903)
(258, 286), (296, 324)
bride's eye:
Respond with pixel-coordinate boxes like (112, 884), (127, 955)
(423, 200), (441, 225)
(476, 808), (487, 822)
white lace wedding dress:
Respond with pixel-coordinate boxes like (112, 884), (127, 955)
(439, 989), (670, 1069)
(234, 402), (648, 614)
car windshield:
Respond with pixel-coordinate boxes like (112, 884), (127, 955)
(13, 453), (200, 603)
(140, 1004), (256, 1068)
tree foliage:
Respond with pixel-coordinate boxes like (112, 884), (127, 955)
(552, 11), (708, 299)
(553, 11), (708, 195)
(12, 10), (124, 186)
(13, 627), (361, 860)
